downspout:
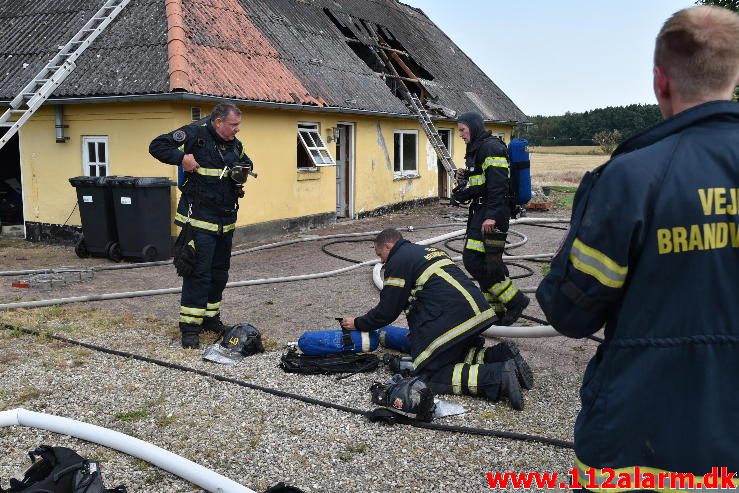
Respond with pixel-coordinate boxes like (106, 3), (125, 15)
(165, 0), (191, 92)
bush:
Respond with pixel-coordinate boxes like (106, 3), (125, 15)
(592, 129), (622, 154)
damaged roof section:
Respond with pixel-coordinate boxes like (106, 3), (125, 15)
(0, 0), (527, 122)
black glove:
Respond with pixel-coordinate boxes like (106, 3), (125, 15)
(173, 223), (196, 277)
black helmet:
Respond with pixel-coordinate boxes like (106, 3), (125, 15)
(371, 375), (435, 422)
(222, 323), (265, 356)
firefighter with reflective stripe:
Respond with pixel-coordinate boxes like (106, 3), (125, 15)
(453, 111), (529, 326)
(537, 7), (739, 484)
(149, 102), (253, 348)
(341, 228), (534, 410)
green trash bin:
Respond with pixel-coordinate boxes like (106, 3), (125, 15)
(109, 176), (176, 262)
(68, 176), (119, 260)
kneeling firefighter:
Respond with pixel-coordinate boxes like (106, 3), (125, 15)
(453, 111), (529, 326)
(340, 228), (533, 410)
(149, 102), (256, 349)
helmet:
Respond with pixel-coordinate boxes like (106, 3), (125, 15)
(371, 375), (435, 422)
(202, 323), (264, 366)
(222, 323), (265, 356)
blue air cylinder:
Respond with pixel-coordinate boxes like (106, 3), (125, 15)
(378, 325), (411, 353)
(297, 329), (379, 356)
(508, 138), (532, 205)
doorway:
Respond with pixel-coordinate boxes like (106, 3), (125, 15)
(0, 129), (23, 234)
(437, 128), (452, 200)
(335, 123), (354, 218)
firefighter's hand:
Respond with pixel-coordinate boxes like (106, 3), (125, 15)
(181, 154), (200, 172)
(340, 317), (356, 329)
(455, 168), (467, 180)
(235, 185), (245, 198)
(482, 219), (496, 234)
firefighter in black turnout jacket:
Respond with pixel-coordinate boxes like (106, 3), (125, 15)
(149, 103), (252, 349)
(537, 7), (739, 482)
(341, 229), (534, 410)
(453, 112), (529, 326)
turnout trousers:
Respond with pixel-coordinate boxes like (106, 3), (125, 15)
(179, 228), (233, 329)
(416, 339), (513, 401)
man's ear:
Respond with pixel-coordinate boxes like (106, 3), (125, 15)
(654, 66), (670, 101)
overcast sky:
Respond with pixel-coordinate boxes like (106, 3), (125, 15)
(403, 0), (697, 116)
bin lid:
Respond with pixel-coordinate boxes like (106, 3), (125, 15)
(69, 176), (102, 187)
(134, 177), (176, 188)
(106, 176), (137, 187)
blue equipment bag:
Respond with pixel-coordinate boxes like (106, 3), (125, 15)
(297, 329), (379, 356)
(378, 325), (411, 353)
(508, 138), (532, 205)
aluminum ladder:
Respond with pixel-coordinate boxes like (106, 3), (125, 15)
(0, 0), (131, 151)
(364, 25), (457, 181)
(406, 92), (457, 179)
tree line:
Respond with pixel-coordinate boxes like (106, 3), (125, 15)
(515, 104), (663, 146)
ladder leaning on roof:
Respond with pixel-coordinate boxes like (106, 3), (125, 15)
(364, 25), (458, 184)
(0, 0), (131, 152)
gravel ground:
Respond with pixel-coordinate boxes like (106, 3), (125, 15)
(0, 204), (598, 492)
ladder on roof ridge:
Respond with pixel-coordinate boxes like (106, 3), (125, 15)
(0, 0), (131, 151)
(365, 25), (457, 182)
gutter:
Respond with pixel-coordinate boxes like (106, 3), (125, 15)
(0, 92), (524, 124)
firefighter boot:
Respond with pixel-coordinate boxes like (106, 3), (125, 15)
(486, 341), (534, 390)
(180, 323), (201, 349)
(201, 314), (228, 336)
(499, 292), (530, 326)
(499, 360), (524, 411)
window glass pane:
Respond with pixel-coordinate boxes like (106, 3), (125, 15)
(393, 133), (401, 172)
(88, 142), (96, 163)
(310, 149), (322, 164)
(89, 165), (97, 177)
(319, 149), (331, 163)
(403, 133), (416, 171)
(297, 136), (312, 168)
(98, 142), (106, 162)
(309, 131), (322, 147)
(301, 130), (316, 148)
(99, 165), (107, 177)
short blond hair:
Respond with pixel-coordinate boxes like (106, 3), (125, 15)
(655, 6), (739, 100)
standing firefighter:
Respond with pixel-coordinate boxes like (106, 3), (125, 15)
(453, 112), (529, 325)
(341, 228), (533, 410)
(537, 6), (739, 484)
(149, 102), (253, 349)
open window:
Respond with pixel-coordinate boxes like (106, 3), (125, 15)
(82, 136), (109, 177)
(393, 130), (418, 178)
(297, 123), (335, 169)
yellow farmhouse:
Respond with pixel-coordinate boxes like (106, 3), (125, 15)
(0, 0), (527, 246)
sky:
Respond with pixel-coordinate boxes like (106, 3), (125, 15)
(403, 0), (698, 116)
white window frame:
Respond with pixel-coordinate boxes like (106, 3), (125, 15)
(297, 122), (335, 168)
(82, 136), (109, 177)
(393, 130), (418, 178)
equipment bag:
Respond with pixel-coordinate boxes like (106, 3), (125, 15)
(280, 349), (379, 375)
(173, 220), (196, 277)
(297, 329), (379, 356)
(1, 445), (126, 493)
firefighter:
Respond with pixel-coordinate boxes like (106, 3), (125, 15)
(149, 102), (253, 349)
(341, 228), (533, 410)
(453, 111), (529, 326)
(536, 6), (739, 484)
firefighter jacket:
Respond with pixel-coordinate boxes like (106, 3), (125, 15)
(149, 119), (251, 235)
(536, 100), (739, 480)
(355, 239), (495, 372)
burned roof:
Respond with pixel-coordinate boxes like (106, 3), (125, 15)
(0, 0), (528, 123)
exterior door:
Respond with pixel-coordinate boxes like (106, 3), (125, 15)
(437, 129), (452, 199)
(335, 124), (352, 218)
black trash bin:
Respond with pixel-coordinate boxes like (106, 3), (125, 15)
(68, 176), (119, 260)
(109, 176), (175, 262)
